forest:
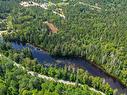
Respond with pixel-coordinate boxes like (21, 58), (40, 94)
(0, 0), (127, 95)
(0, 54), (103, 95)
(0, 42), (114, 95)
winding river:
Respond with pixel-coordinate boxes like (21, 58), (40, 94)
(11, 42), (127, 95)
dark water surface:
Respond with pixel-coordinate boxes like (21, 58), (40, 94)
(11, 42), (127, 94)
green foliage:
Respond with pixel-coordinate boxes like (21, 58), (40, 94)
(0, 56), (101, 95)
(4, 0), (126, 86)
(0, 45), (114, 94)
(0, 0), (127, 94)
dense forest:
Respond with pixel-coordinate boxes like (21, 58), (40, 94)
(0, 54), (103, 95)
(0, 0), (127, 95)
(0, 42), (114, 95)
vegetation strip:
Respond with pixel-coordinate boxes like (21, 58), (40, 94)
(0, 54), (105, 95)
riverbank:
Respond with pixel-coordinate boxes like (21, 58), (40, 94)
(0, 54), (106, 95)
(27, 42), (127, 88)
(10, 41), (127, 94)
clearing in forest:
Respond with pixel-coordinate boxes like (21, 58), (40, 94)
(44, 21), (58, 33)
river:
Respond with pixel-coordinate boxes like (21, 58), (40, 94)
(11, 41), (127, 95)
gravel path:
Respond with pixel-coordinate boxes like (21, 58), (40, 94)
(0, 54), (105, 95)
(20, 1), (65, 19)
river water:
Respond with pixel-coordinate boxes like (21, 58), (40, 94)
(11, 42), (127, 94)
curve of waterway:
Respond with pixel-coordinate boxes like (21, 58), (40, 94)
(11, 42), (127, 95)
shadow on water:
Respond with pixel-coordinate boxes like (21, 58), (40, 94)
(11, 42), (55, 63)
(54, 58), (127, 95)
(11, 42), (127, 95)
